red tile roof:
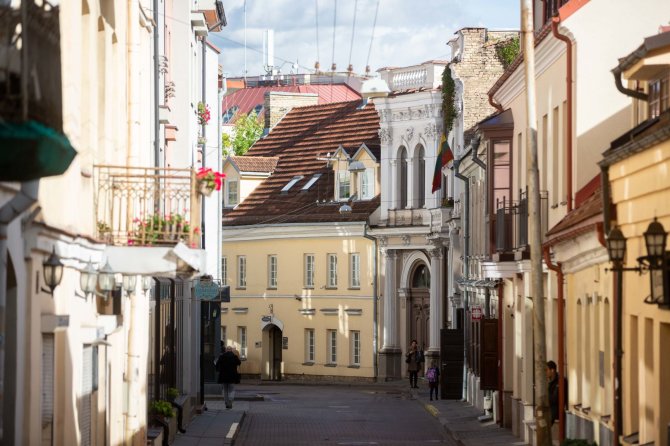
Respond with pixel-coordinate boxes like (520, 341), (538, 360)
(546, 182), (602, 238)
(221, 84), (361, 122)
(229, 156), (278, 173)
(223, 100), (380, 226)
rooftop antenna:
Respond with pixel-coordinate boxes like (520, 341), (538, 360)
(263, 29), (276, 76)
(244, 0), (247, 82)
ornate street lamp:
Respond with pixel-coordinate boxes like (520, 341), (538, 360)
(42, 248), (64, 295)
(643, 218), (667, 261)
(80, 260), (98, 296)
(141, 275), (154, 292)
(643, 218), (669, 308)
(606, 226), (627, 264)
(122, 274), (137, 294)
(98, 260), (115, 296)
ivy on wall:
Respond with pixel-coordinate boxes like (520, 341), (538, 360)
(441, 65), (456, 134)
(495, 37), (520, 69)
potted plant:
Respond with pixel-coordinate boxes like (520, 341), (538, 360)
(166, 387), (179, 402)
(196, 102), (211, 126)
(196, 167), (225, 197)
(149, 400), (175, 419)
(442, 197), (454, 208)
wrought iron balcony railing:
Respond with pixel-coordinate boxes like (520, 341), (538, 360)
(94, 165), (201, 248)
(516, 189), (549, 250)
(494, 197), (516, 253)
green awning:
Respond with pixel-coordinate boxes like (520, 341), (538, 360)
(0, 120), (77, 181)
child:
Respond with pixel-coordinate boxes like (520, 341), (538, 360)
(426, 360), (440, 401)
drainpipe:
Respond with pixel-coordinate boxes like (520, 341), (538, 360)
(551, 18), (573, 213)
(543, 246), (565, 442)
(153, 0), (160, 170)
(488, 92), (504, 114)
(201, 37), (207, 250)
(496, 281), (504, 426)
(454, 158), (470, 399)
(362, 223), (378, 379)
(0, 180), (39, 445)
(612, 69), (648, 101)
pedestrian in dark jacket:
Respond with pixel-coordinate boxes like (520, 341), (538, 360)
(405, 339), (424, 389)
(546, 360), (567, 425)
(216, 346), (241, 409)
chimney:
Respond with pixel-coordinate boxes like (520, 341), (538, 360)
(264, 92), (319, 133)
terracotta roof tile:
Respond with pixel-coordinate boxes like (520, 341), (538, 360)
(223, 100), (381, 226)
(230, 156), (278, 173)
(546, 184), (602, 237)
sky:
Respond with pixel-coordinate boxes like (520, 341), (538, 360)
(208, 0), (521, 78)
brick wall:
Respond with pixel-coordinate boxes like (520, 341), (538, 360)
(264, 92), (319, 130)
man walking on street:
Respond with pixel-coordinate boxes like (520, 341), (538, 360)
(405, 339), (424, 389)
(217, 346), (241, 409)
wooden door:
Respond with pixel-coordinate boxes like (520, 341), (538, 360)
(440, 328), (464, 399)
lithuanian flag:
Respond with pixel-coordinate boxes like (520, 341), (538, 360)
(431, 133), (454, 193)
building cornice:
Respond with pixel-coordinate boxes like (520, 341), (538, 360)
(223, 222), (367, 242)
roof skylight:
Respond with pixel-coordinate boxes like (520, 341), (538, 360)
(301, 174), (322, 191)
(281, 175), (304, 193)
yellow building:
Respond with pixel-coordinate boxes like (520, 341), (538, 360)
(222, 100), (382, 381)
(601, 29), (670, 446)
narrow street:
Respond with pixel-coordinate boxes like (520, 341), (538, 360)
(234, 384), (454, 446)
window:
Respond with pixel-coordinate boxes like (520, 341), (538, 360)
(305, 329), (315, 363)
(327, 330), (337, 364)
(360, 168), (374, 200)
(222, 256), (228, 286)
(337, 170), (351, 200)
(251, 104), (263, 117)
(238, 326), (247, 358)
(301, 174), (322, 191)
(237, 256), (246, 288)
(350, 330), (360, 366)
(304, 254), (315, 288)
(416, 146), (425, 208)
(268, 255), (278, 288)
(491, 140), (512, 208)
(222, 105), (239, 123)
(327, 254), (337, 288)
(552, 106), (560, 206)
(399, 147), (408, 208)
(649, 72), (670, 119)
(350, 253), (360, 288)
(281, 175), (304, 193)
(227, 180), (239, 207)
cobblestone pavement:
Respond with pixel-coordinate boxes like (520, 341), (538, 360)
(235, 384), (455, 446)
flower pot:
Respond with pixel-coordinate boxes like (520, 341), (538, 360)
(199, 182), (214, 197)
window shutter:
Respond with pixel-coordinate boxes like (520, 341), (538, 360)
(42, 334), (54, 443)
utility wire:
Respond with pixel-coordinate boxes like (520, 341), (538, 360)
(365, 0), (381, 75)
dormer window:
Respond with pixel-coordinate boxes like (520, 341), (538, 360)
(359, 168), (374, 200)
(223, 105), (239, 123)
(649, 71), (669, 119)
(301, 174), (322, 191)
(337, 171), (351, 200)
(281, 175), (304, 193)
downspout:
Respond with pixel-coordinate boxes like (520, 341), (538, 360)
(454, 158), (470, 399)
(543, 245), (565, 442)
(362, 223), (378, 379)
(488, 92), (504, 114)
(551, 18), (573, 212)
(612, 68), (648, 101)
(153, 0), (160, 169)
(496, 281), (504, 426)
(201, 38), (207, 249)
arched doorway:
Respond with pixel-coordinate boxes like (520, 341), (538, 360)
(409, 263), (430, 352)
(261, 322), (283, 381)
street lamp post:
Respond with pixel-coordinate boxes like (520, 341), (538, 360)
(606, 218), (670, 445)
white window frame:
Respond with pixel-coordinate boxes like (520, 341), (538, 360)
(327, 329), (337, 364)
(350, 253), (360, 288)
(268, 255), (278, 288)
(337, 170), (351, 200)
(327, 254), (338, 288)
(227, 180), (239, 207)
(305, 329), (315, 363)
(350, 330), (361, 366)
(304, 254), (315, 288)
(359, 167), (374, 200)
(281, 175), (304, 193)
(238, 326), (247, 359)
(237, 256), (246, 288)
(222, 256), (228, 286)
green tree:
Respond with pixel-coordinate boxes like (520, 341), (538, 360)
(227, 111), (263, 156)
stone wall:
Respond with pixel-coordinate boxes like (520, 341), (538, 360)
(264, 92), (319, 130)
(451, 28), (519, 145)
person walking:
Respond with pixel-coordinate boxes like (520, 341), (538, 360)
(426, 360), (440, 401)
(405, 339), (424, 389)
(546, 360), (567, 427)
(217, 346), (241, 409)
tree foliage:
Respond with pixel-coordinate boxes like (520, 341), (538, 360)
(223, 112), (263, 156)
(495, 37), (520, 69)
(441, 65), (456, 134)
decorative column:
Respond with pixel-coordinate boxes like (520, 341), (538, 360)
(428, 246), (444, 356)
(406, 158), (415, 209)
(389, 159), (397, 210)
(382, 249), (399, 350)
(379, 248), (402, 380)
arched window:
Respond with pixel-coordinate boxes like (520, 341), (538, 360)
(399, 146), (408, 209)
(416, 145), (425, 208)
(411, 264), (430, 288)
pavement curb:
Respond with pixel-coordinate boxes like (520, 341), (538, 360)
(223, 411), (246, 446)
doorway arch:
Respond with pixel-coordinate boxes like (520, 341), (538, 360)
(261, 322), (283, 381)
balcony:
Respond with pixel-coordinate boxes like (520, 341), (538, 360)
(94, 165), (201, 248)
(493, 189), (548, 259)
